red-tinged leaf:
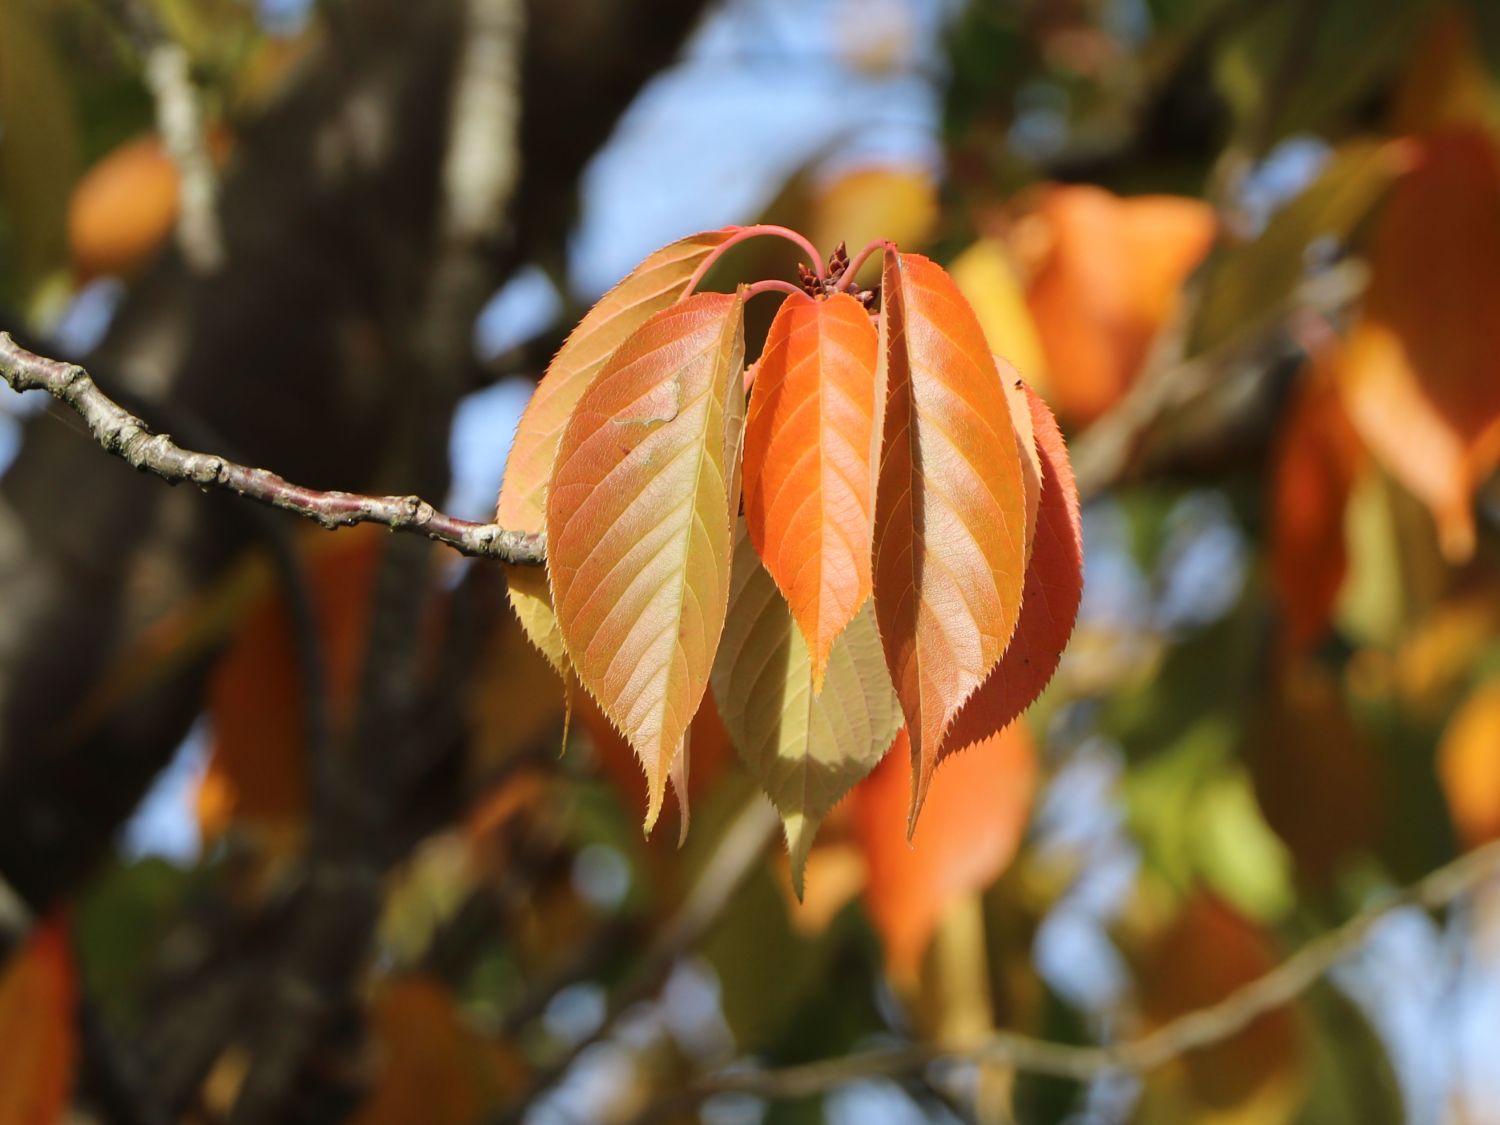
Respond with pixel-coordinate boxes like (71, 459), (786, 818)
(873, 250), (1029, 827)
(853, 725), (1035, 982)
(940, 384), (1082, 759)
(1249, 656), (1384, 883)
(1002, 363), (1042, 572)
(1135, 896), (1304, 1117)
(0, 916), (75, 1125)
(1337, 129), (1500, 560)
(712, 523), (902, 896)
(497, 230), (736, 675)
(546, 292), (746, 832)
(576, 687), (732, 849)
(1018, 186), (1215, 425)
(743, 291), (880, 689)
(1269, 351), (1365, 653)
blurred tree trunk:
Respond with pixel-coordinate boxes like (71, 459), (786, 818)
(0, 0), (712, 913)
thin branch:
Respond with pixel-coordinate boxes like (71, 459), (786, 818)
(637, 836), (1500, 1113)
(0, 332), (546, 566)
(494, 796), (781, 1122)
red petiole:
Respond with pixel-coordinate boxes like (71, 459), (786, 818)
(682, 224), (827, 297)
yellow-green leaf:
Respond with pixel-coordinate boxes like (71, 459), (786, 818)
(711, 523), (902, 896)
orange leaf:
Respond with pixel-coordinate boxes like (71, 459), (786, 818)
(853, 725), (1035, 982)
(1136, 896), (1303, 1116)
(546, 292), (746, 831)
(497, 230), (735, 676)
(940, 383), (1082, 760)
(743, 292), (880, 688)
(873, 249), (1029, 826)
(1438, 678), (1500, 849)
(1019, 186), (1215, 425)
(1338, 129), (1500, 560)
(352, 976), (523, 1125)
(1269, 349), (1365, 653)
(68, 136), (178, 282)
(0, 917), (75, 1125)
(201, 527), (386, 838)
(1249, 657), (1384, 884)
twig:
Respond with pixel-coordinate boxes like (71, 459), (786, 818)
(635, 836), (1500, 1113)
(494, 796), (780, 1122)
(0, 332), (546, 565)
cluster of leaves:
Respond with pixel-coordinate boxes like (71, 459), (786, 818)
(496, 227), (1083, 889)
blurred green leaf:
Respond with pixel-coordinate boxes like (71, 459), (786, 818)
(0, 0), (79, 292)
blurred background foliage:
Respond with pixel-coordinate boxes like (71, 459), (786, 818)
(3, 0), (1500, 1122)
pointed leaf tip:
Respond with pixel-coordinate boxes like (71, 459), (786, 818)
(743, 291), (880, 691)
(711, 524), (901, 889)
(871, 249), (1030, 827)
(547, 291), (746, 823)
(936, 383), (1083, 771)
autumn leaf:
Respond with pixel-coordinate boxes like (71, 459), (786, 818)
(940, 382), (1083, 760)
(352, 976), (524, 1125)
(807, 165), (938, 284)
(1248, 657), (1383, 884)
(1268, 349), (1365, 653)
(853, 725), (1035, 982)
(575, 684), (732, 849)
(497, 229), (735, 676)
(743, 291), (880, 688)
(1390, 4), (1495, 136)
(0, 916), (75, 1125)
(873, 249), (1030, 828)
(948, 238), (1049, 396)
(1438, 678), (1500, 849)
(1337, 128), (1500, 560)
(1135, 895), (1304, 1120)
(201, 527), (386, 840)
(711, 523), (902, 895)
(1017, 186), (1215, 425)
(546, 291), (746, 831)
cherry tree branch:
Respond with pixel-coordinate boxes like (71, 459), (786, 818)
(633, 835), (1500, 1116)
(0, 332), (546, 566)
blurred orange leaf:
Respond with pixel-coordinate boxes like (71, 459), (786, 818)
(352, 976), (523, 1125)
(1338, 129), (1500, 560)
(948, 238), (1049, 394)
(808, 165), (938, 283)
(853, 724), (1035, 982)
(1438, 678), (1500, 849)
(200, 527), (385, 837)
(1249, 658), (1384, 884)
(0, 917), (75, 1125)
(1269, 349), (1365, 653)
(1136, 895), (1304, 1120)
(1017, 186), (1216, 425)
